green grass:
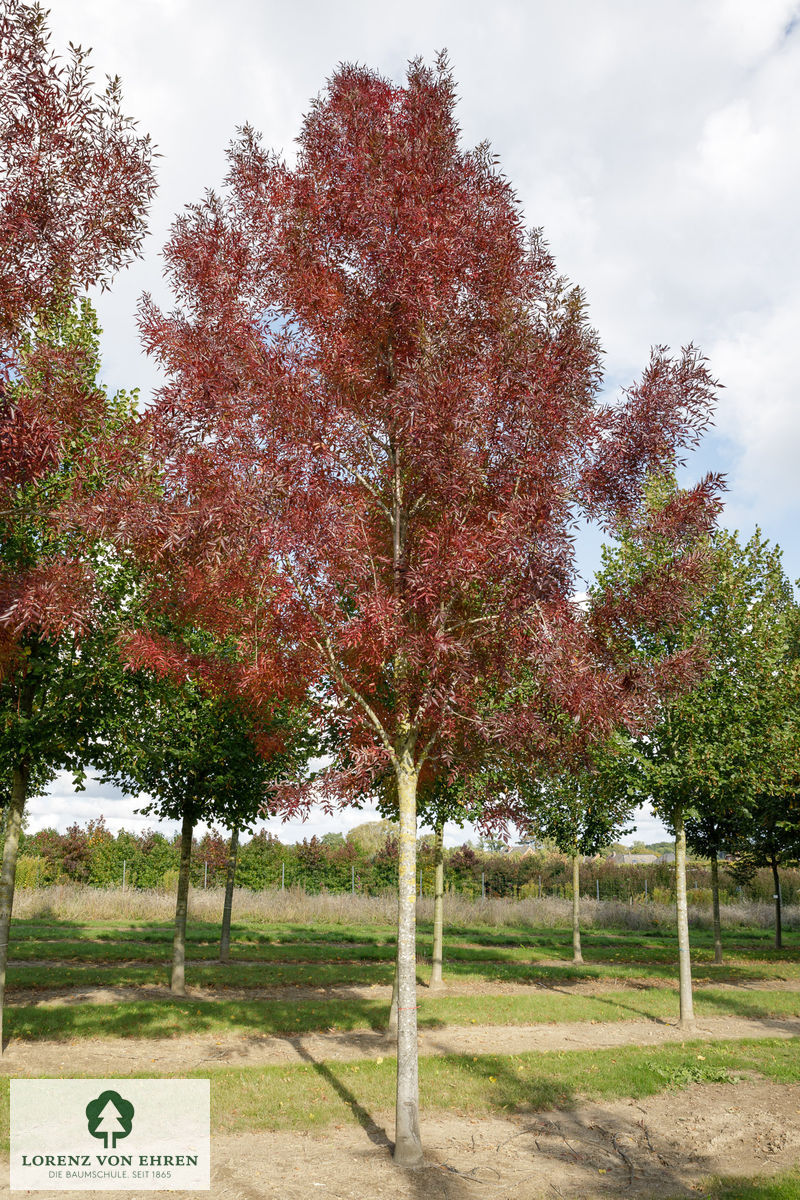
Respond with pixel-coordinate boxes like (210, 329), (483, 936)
(8, 983), (800, 1042)
(12, 914), (800, 951)
(676, 1171), (800, 1199)
(2, 1036), (796, 1148)
(10, 954), (800, 997)
(10, 933), (800, 978)
(4, 913), (799, 1193)
(2, 1037), (798, 1198)
(6, 959), (397, 990)
(210, 1035), (800, 1133)
(7, 913), (800, 995)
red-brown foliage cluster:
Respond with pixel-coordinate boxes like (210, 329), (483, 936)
(0, 1), (156, 664)
(117, 57), (720, 808)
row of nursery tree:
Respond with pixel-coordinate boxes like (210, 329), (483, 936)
(15, 821), (800, 912)
(2, 5), (799, 1166)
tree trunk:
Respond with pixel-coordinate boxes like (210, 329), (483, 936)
(171, 807), (195, 996)
(388, 956), (398, 1035)
(393, 750), (423, 1168)
(674, 811), (695, 1027)
(0, 763), (28, 1052)
(771, 857), (782, 950)
(571, 850), (583, 965)
(710, 851), (723, 965)
(219, 825), (240, 963)
(430, 820), (445, 989)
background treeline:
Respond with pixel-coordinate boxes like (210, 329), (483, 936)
(15, 819), (800, 905)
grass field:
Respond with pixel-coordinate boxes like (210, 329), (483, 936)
(3, 889), (800, 1198)
(1, 1036), (798, 1144)
(5, 909), (800, 1036)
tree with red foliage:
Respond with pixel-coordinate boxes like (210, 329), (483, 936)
(0, 1), (155, 1050)
(124, 57), (719, 1165)
(0, 1), (154, 358)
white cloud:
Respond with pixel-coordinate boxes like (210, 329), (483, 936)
(710, 0), (799, 57)
(710, 294), (800, 526)
(30, 772), (669, 850)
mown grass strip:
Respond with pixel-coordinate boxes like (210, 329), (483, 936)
(8, 950), (799, 992)
(682, 1171), (800, 1200)
(6, 960), (397, 990)
(7, 985), (800, 1042)
(9, 935), (800, 983)
(202, 1036), (800, 1135)
(0, 1036), (797, 1150)
(10, 915), (799, 951)
(8, 940), (396, 964)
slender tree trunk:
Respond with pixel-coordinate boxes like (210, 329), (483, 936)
(710, 851), (723, 965)
(0, 763), (28, 1052)
(171, 807), (195, 996)
(430, 820), (445, 989)
(393, 747), (423, 1168)
(571, 850), (583, 965)
(219, 825), (239, 963)
(388, 955), (398, 1035)
(674, 810), (695, 1027)
(771, 857), (782, 950)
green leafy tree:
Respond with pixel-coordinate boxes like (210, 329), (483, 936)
(720, 588), (800, 949)
(97, 668), (311, 992)
(596, 513), (800, 1014)
(0, 0), (154, 1051)
(591, 474), (720, 1026)
(727, 791), (800, 948)
(677, 532), (798, 958)
(0, 301), (143, 1048)
(519, 740), (636, 964)
(346, 820), (399, 855)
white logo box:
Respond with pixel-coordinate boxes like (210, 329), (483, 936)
(10, 1079), (210, 1192)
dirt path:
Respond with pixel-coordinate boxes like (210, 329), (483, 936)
(2, 1013), (798, 1076)
(1, 1080), (798, 1199)
(8, 973), (800, 1008)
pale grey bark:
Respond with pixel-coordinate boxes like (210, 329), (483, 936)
(430, 821), (445, 989)
(571, 851), (583, 965)
(219, 825), (239, 963)
(674, 812), (695, 1027)
(710, 851), (723, 965)
(387, 958), (398, 1035)
(393, 750), (423, 1168)
(0, 763), (28, 1052)
(171, 808), (195, 996)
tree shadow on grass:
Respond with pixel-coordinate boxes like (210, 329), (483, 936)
(293, 1041), (390, 1151)
(287, 1046), (482, 1200)
(693, 987), (800, 1027)
(546, 983), (674, 1024)
(411, 1053), (719, 1198)
(260, 1048), (725, 1196)
(3, 985), (446, 1049)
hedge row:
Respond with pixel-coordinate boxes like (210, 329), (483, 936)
(15, 818), (800, 904)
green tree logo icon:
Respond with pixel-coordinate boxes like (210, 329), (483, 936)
(85, 1090), (135, 1149)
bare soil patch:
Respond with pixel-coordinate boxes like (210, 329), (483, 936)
(8, 973), (800, 1009)
(6, 977), (660, 1005)
(1, 1081), (798, 1199)
(2, 1014), (798, 1077)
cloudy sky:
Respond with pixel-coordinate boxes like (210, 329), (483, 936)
(31, 0), (800, 846)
